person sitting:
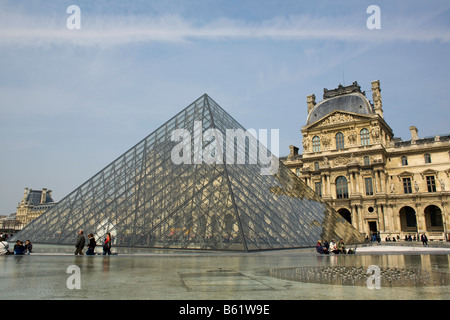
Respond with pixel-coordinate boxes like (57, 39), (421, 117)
(13, 240), (25, 255)
(329, 240), (340, 254)
(24, 240), (33, 255)
(316, 241), (329, 254)
(337, 239), (346, 254)
(0, 237), (11, 255)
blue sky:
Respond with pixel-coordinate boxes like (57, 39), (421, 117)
(0, 0), (449, 215)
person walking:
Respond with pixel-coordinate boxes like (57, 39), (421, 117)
(86, 233), (96, 255)
(102, 232), (112, 256)
(74, 230), (85, 255)
(421, 233), (428, 247)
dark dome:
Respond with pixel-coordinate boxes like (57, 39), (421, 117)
(306, 92), (373, 125)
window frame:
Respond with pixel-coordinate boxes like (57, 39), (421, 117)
(360, 128), (370, 146)
(403, 177), (412, 194)
(312, 136), (321, 152)
(336, 176), (349, 199)
(365, 177), (374, 196)
(335, 132), (345, 150)
(426, 175), (436, 192)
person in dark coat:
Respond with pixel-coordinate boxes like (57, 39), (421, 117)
(86, 233), (96, 255)
(421, 233), (428, 247)
(24, 240), (33, 255)
(316, 240), (329, 254)
(14, 240), (25, 255)
(74, 230), (85, 255)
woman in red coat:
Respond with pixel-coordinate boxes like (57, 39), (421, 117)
(103, 232), (112, 255)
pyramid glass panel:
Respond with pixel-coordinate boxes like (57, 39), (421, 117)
(13, 94), (364, 251)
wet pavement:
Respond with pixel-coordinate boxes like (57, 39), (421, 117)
(0, 243), (449, 300)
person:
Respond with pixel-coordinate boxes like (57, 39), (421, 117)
(86, 233), (96, 255)
(323, 240), (329, 252)
(14, 240), (25, 255)
(103, 232), (112, 255)
(0, 236), (11, 255)
(329, 240), (339, 254)
(74, 230), (85, 255)
(24, 240), (33, 255)
(421, 233), (428, 247)
(316, 240), (329, 254)
(337, 239), (346, 254)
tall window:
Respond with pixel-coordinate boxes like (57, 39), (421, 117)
(363, 156), (370, 166)
(424, 153), (432, 164)
(401, 156), (408, 166)
(426, 176), (436, 192)
(335, 132), (345, 150)
(360, 128), (370, 146)
(296, 168), (301, 177)
(403, 177), (412, 194)
(312, 136), (321, 152)
(365, 177), (374, 196)
(315, 182), (322, 197)
(336, 176), (349, 199)
(314, 162), (320, 171)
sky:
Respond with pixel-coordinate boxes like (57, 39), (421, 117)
(0, 0), (449, 215)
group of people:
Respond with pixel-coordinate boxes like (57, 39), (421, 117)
(316, 239), (349, 254)
(0, 236), (32, 255)
(75, 230), (112, 256)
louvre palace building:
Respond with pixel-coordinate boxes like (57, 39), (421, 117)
(282, 80), (450, 241)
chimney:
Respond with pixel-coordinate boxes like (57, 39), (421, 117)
(409, 126), (419, 144)
(371, 80), (383, 118)
(289, 145), (299, 158)
(307, 94), (316, 114)
(41, 188), (47, 204)
(22, 187), (29, 204)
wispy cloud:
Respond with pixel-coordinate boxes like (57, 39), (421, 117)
(1, 11), (449, 48)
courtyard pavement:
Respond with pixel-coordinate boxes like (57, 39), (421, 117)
(0, 242), (449, 303)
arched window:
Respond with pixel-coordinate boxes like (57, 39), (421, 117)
(360, 128), (370, 146)
(312, 136), (321, 152)
(335, 132), (345, 150)
(336, 176), (349, 199)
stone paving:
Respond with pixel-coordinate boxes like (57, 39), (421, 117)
(0, 243), (449, 300)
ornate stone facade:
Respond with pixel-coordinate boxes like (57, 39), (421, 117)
(282, 80), (450, 241)
(16, 188), (56, 227)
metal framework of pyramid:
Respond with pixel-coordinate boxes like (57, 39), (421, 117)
(13, 94), (363, 251)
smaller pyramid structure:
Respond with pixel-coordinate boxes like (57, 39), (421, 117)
(13, 94), (364, 251)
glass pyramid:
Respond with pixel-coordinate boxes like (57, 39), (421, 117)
(13, 94), (364, 251)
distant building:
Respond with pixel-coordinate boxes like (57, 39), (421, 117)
(16, 188), (56, 227)
(282, 80), (450, 241)
(0, 213), (22, 234)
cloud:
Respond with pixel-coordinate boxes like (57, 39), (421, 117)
(1, 9), (449, 48)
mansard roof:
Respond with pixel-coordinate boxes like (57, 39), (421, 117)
(306, 82), (374, 126)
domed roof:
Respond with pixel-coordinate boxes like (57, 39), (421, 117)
(306, 84), (374, 126)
